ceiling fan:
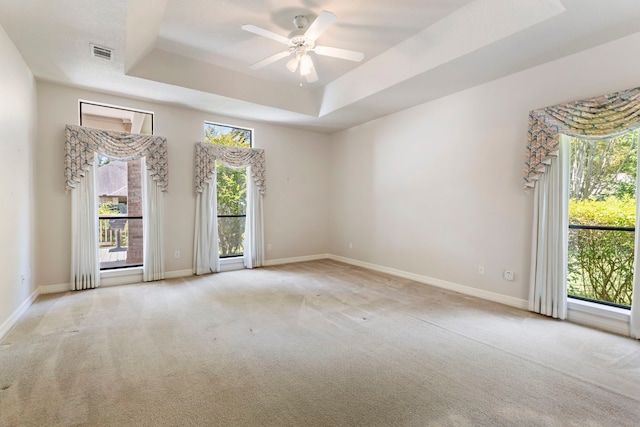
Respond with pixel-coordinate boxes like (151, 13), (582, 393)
(241, 11), (364, 83)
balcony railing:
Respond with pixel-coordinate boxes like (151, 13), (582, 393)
(567, 224), (633, 308)
(99, 216), (143, 270)
(218, 214), (245, 258)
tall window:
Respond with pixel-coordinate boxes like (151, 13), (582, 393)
(204, 122), (252, 258)
(80, 102), (154, 270)
(567, 131), (638, 308)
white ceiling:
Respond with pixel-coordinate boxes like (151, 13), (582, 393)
(2, 0), (640, 133)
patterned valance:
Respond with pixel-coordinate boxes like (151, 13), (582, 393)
(65, 125), (168, 192)
(194, 142), (266, 194)
(524, 87), (640, 188)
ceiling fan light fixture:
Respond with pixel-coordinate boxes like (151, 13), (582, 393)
(242, 11), (364, 84)
(299, 55), (313, 76)
(286, 56), (299, 73)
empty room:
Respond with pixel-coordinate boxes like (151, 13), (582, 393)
(1, 0), (639, 425)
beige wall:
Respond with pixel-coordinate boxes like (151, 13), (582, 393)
(0, 24), (37, 333)
(35, 81), (330, 287)
(328, 32), (640, 302)
(10, 25), (640, 329)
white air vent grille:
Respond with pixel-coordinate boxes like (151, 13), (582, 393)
(91, 44), (113, 61)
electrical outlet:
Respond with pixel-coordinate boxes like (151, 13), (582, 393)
(349, 242), (353, 250)
(503, 270), (514, 281)
(267, 243), (272, 251)
(478, 265), (485, 275)
(174, 251), (180, 259)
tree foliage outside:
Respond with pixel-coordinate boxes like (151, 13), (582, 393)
(204, 124), (251, 257)
(568, 132), (638, 307)
(570, 132), (637, 200)
(568, 197), (634, 306)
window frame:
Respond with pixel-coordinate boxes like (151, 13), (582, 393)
(203, 121), (254, 259)
(79, 100), (155, 271)
(566, 131), (638, 310)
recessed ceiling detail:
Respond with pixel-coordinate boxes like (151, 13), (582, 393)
(2, 0), (640, 133)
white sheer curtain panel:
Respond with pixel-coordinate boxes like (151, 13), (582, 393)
(193, 142), (265, 275)
(142, 157), (165, 281)
(71, 155), (100, 290)
(244, 166), (264, 269)
(529, 136), (569, 319)
(193, 179), (219, 274)
(630, 149), (640, 338)
(65, 125), (168, 289)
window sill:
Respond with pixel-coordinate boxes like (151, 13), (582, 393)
(567, 297), (630, 336)
(220, 257), (245, 272)
(100, 266), (143, 287)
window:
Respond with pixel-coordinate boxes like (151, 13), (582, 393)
(203, 122), (252, 258)
(567, 131), (638, 308)
(79, 101), (154, 270)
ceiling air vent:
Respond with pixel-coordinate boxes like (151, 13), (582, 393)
(90, 44), (114, 61)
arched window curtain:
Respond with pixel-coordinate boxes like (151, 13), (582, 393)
(193, 142), (265, 275)
(524, 87), (640, 338)
(65, 125), (168, 290)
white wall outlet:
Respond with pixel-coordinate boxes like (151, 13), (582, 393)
(174, 251), (180, 259)
(349, 242), (353, 250)
(478, 265), (485, 275)
(267, 243), (272, 251)
(503, 270), (514, 281)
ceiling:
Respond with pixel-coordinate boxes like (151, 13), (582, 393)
(2, 0), (640, 133)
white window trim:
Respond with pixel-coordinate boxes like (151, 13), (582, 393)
(100, 267), (143, 287)
(567, 297), (630, 336)
(219, 257), (245, 272)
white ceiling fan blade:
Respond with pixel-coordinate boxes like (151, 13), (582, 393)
(304, 10), (336, 41)
(305, 59), (319, 83)
(250, 51), (291, 70)
(314, 46), (364, 62)
(241, 24), (290, 45)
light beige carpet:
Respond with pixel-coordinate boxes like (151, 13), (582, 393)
(1, 259), (639, 426)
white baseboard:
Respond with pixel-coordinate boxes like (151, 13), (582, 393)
(0, 287), (40, 341)
(328, 254), (529, 310)
(264, 254), (329, 267)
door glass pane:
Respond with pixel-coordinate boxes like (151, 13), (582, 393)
(567, 132), (637, 307)
(97, 157), (144, 269)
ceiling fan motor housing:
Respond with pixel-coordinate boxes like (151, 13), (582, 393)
(289, 35), (313, 52)
(288, 14), (312, 44)
(293, 15), (308, 30)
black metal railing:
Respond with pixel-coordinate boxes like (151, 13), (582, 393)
(98, 216), (143, 270)
(567, 224), (633, 309)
